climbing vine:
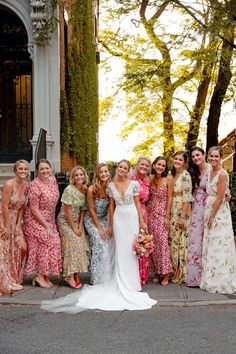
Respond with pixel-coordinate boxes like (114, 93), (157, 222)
(61, 0), (98, 166)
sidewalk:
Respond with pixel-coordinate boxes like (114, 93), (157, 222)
(1, 274), (236, 307)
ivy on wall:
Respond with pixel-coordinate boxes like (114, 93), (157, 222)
(61, 0), (99, 166)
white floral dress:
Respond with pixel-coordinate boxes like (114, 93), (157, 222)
(200, 169), (236, 294)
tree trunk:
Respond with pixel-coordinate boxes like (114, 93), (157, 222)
(206, 38), (233, 151)
(185, 66), (212, 151)
(162, 88), (175, 156)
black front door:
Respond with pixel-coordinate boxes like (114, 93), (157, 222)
(0, 6), (33, 163)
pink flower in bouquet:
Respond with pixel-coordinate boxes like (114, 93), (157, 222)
(137, 234), (145, 243)
(144, 242), (152, 250)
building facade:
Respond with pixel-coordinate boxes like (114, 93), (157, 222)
(0, 0), (99, 188)
(0, 0), (61, 172)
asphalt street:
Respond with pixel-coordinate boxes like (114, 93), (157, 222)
(0, 304), (236, 354)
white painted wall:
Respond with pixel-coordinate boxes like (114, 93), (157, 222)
(0, 0), (61, 172)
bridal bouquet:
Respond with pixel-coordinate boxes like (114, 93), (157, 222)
(132, 230), (154, 257)
(133, 230), (154, 286)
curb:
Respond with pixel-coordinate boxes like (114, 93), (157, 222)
(1, 298), (236, 307)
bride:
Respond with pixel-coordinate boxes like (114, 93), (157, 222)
(41, 159), (157, 313)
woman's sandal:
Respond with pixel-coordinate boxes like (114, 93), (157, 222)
(152, 276), (159, 284)
(65, 279), (82, 289)
(161, 276), (169, 286)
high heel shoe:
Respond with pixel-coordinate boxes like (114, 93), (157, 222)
(65, 279), (82, 289)
(11, 283), (24, 291)
(152, 276), (159, 284)
(32, 276), (51, 288)
(161, 276), (169, 286)
(75, 280), (83, 289)
(171, 269), (182, 284)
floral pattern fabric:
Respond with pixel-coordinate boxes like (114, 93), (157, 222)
(23, 176), (62, 276)
(57, 185), (90, 277)
(84, 198), (112, 285)
(200, 169), (236, 294)
(130, 176), (150, 223)
(186, 166), (210, 287)
(0, 188), (28, 294)
(169, 170), (193, 283)
(147, 185), (173, 276)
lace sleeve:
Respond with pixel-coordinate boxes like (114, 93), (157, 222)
(107, 183), (113, 198)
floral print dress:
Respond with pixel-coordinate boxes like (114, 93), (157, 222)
(57, 185), (90, 277)
(0, 188), (28, 294)
(23, 176), (62, 276)
(169, 170), (193, 283)
(200, 169), (236, 294)
(84, 198), (112, 285)
(130, 176), (150, 223)
(186, 166), (210, 287)
(147, 185), (173, 276)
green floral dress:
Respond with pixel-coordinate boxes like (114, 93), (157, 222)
(57, 185), (90, 277)
(169, 170), (193, 283)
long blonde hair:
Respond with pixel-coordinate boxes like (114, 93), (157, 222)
(92, 163), (111, 197)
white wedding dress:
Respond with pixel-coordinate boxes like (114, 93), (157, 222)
(41, 181), (157, 313)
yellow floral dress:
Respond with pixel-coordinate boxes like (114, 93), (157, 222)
(57, 185), (90, 277)
(169, 170), (193, 283)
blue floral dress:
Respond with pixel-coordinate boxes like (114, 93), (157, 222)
(84, 198), (112, 285)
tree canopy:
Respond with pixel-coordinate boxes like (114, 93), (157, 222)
(99, 0), (236, 156)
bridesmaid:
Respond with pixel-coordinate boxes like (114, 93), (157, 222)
(0, 160), (29, 295)
(130, 156), (151, 225)
(130, 157), (151, 285)
(169, 151), (193, 284)
(186, 146), (209, 287)
(147, 156), (173, 286)
(57, 166), (90, 288)
(23, 159), (62, 288)
(84, 163), (112, 285)
(200, 146), (236, 294)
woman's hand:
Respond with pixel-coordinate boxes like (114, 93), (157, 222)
(0, 226), (10, 240)
(140, 222), (148, 233)
(46, 225), (54, 238)
(98, 227), (107, 240)
(72, 225), (82, 237)
(106, 225), (113, 238)
(225, 193), (231, 202)
(207, 215), (214, 229)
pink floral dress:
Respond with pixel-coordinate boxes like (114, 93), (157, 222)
(130, 176), (150, 223)
(186, 167), (209, 287)
(0, 188), (28, 295)
(130, 176), (150, 285)
(23, 176), (62, 276)
(147, 185), (173, 276)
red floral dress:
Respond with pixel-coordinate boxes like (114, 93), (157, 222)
(147, 185), (173, 276)
(23, 176), (62, 276)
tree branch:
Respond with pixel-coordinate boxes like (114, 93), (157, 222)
(172, 0), (236, 49)
(100, 41), (162, 66)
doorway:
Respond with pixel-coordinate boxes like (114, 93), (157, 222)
(0, 5), (33, 163)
